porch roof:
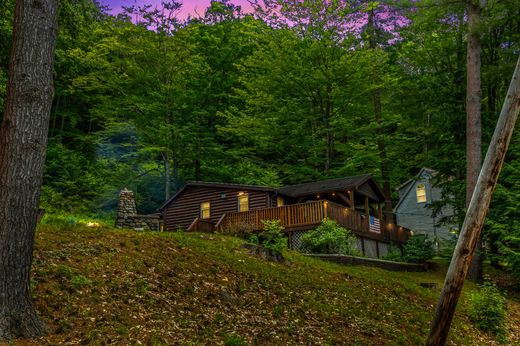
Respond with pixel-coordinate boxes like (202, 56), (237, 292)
(276, 174), (386, 202)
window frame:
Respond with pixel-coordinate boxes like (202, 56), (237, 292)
(200, 201), (211, 219)
(416, 183), (427, 203)
(238, 192), (249, 212)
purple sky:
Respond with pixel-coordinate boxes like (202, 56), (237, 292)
(99, 0), (254, 18)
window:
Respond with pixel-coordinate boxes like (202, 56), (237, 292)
(200, 201), (211, 219)
(416, 184), (427, 203)
(276, 197), (284, 207)
(238, 193), (249, 212)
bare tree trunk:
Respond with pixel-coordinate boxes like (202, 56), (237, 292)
(368, 9), (394, 223)
(466, 0), (483, 283)
(427, 54), (520, 346)
(0, 0), (58, 339)
(162, 151), (171, 200)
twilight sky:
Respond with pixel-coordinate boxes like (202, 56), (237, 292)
(99, 0), (254, 18)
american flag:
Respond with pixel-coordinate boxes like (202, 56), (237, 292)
(369, 216), (381, 233)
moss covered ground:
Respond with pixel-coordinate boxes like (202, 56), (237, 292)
(7, 222), (520, 345)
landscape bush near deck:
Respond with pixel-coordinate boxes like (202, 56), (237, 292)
(301, 219), (361, 256)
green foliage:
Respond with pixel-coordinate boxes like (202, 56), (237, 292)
(221, 222), (255, 239)
(382, 244), (403, 262)
(223, 334), (247, 346)
(71, 275), (93, 288)
(258, 219), (286, 253)
(301, 219), (360, 255)
(467, 283), (508, 343)
(402, 235), (434, 264)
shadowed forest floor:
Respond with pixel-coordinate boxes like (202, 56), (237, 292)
(7, 223), (520, 345)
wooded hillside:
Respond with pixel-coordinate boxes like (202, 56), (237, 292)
(0, 0), (519, 283)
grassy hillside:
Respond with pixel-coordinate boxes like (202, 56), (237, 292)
(11, 223), (520, 345)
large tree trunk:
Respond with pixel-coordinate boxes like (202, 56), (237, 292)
(367, 9), (394, 223)
(466, 0), (483, 283)
(0, 0), (58, 339)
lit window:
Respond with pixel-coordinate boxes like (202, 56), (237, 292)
(416, 184), (427, 203)
(200, 202), (211, 219)
(238, 193), (249, 212)
(277, 197), (284, 207)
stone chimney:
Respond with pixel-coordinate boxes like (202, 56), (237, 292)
(116, 188), (137, 227)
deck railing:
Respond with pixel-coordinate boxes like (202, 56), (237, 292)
(219, 200), (411, 243)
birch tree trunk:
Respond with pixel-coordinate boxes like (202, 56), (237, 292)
(466, 0), (483, 283)
(0, 0), (59, 339)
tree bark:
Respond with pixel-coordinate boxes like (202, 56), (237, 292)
(427, 54), (520, 346)
(0, 0), (58, 339)
(162, 151), (171, 200)
(466, 0), (483, 283)
(367, 9), (394, 223)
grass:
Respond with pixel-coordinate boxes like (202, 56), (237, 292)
(10, 222), (520, 345)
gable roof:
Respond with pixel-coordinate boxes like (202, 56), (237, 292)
(158, 181), (274, 211)
(276, 174), (385, 200)
(158, 174), (386, 212)
(394, 168), (437, 211)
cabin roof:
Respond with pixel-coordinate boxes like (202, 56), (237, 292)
(276, 174), (385, 200)
(158, 174), (386, 211)
(157, 181), (274, 211)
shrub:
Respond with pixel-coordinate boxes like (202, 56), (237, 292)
(402, 234), (434, 263)
(258, 219), (286, 253)
(382, 244), (403, 262)
(301, 219), (360, 255)
(222, 221), (255, 239)
(467, 282), (507, 342)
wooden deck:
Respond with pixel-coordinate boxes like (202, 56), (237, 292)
(217, 200), (411, 244)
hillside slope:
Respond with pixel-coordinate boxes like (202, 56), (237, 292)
(11, 223), (520, 345)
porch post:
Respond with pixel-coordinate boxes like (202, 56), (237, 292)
(349, 190), (355, 210)
(364, 196), (369, 217)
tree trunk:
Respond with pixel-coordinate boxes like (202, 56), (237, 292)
(427, 54), (520, 346)
(367, 9), (394, 223)
(162, 151), (171, 200)
(0, 0), (58, 339)
(466, 0), (483, 283)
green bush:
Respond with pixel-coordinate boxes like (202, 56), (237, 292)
(221, 221), (255, 239)
(467, 282), (507, 343)
(301, 219), (360, 256)
(258, 219), (286, 253)
(402, 234), (434, 263)
(382, 244), (403, 262)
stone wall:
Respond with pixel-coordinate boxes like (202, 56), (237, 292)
(116, 188), (161, 231)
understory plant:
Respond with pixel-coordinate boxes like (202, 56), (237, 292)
(301, 219), (360, 255)
(382, 244), (403, 262)
(467, 282), (508, 343)
(402, 234), (434, 263)
(257, 219), (286, 253)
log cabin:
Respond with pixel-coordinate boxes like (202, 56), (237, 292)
(158, 174), (412, 258)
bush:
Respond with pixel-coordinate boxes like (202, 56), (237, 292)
(258, 219), (286, 253)
(467, 282), (507, 343)
(301, 219), (360, 255)
(222, 221), (255, 239)
(382, 244), (403, 262)
(402, 234), (434, 263)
